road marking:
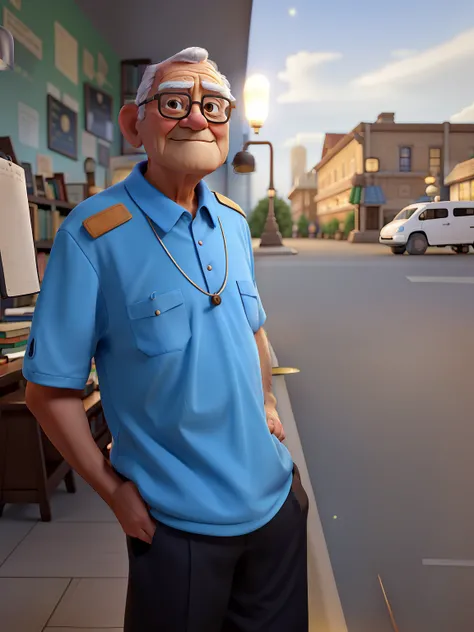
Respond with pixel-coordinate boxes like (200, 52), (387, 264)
(407, 276), (474, 284)
(423, 559), (474, 567)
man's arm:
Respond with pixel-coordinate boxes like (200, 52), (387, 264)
(254, 327), (285, 441)
(25, 382), (157, 543)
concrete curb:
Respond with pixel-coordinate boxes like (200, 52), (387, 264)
(269, 342), (348, 632)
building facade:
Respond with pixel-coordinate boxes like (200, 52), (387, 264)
(314, 113), (474, 241)
(288, 170), (318, 222)
(445, 158), (474, 201)
(290, 145), (307, 186)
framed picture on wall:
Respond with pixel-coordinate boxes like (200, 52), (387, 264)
(84, 83), (114, 143)
(47, 95), (78, 160)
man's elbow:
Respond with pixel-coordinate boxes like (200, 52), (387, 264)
(25, 382), (74, 414)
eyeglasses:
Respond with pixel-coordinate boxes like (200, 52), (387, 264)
(138, 92), (233, 124)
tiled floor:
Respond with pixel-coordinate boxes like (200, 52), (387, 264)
(0, 475), (126, 632)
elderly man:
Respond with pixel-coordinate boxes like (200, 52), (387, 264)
(24, 47), (309, 631)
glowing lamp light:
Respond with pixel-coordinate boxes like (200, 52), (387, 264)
(244, 74), (270, 134)
(424, 175), (436, 185)
(0, 26), (14, 71)
(426, 184), (438, 197)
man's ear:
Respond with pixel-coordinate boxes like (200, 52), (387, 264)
(119, 103), (143, 148)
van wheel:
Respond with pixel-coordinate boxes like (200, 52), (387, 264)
(453, 245), (470, 254)
(391, 246), (406, 255)
(406, 233), (428, 255)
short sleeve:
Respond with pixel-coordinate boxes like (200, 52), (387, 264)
(22, 229), (107, 390)
(244, 220), (267, 330)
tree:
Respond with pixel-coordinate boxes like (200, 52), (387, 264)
(248, 197), (293, 238)
(297, 214), (309, 237)
(344, 210), (355, 238)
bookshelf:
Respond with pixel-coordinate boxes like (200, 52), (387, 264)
(28, 195), (75, 212)
(121, 58), (151, 155)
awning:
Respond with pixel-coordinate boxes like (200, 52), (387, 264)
(416, 195), (432, 203)
(349, 184), (386, 206)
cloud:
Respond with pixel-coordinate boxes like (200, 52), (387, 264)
(283, 132), (325, 147)
(353, 28), (474, 88)
(451, 102), (474, 122)
(391, 49), (417, 59)
(277, 50), (343, 103)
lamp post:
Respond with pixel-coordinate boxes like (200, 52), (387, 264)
(232, 74), (296, 254)
(425, 175), (439, 201)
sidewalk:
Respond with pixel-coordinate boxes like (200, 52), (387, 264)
(0, 477), (125, 631)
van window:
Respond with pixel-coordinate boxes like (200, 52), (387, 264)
(453, 207), (474, 217)
(420, 208), (448, 220)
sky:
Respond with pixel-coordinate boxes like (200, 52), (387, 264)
(245, 0), (474, 206)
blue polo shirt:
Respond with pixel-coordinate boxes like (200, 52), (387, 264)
(23, 162), (293, 536)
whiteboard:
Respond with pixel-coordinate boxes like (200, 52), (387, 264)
(0, 158), (40, 298)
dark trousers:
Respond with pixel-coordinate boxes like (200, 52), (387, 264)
(124, 466), (309, 632)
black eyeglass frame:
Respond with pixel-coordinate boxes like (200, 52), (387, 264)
(137, 92), (234, 124)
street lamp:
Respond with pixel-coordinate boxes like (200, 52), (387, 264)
(243, 74), (269, 135)
(233, 74), (296, 254)
(424, 175), (438, 201)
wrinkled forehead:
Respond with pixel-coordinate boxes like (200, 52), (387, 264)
(153, 61), (224, 92)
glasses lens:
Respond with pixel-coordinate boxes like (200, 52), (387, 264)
(159, 93), (191, 118)
(202, 97), (230, 123)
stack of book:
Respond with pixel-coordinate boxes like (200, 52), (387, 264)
(2, 306), (35, 323)
(0, 322), (31, 363)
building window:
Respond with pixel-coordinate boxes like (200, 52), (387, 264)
(333, 169), (337, 182)
(429, 147), (441, 175)
(460, 181), (470, 201)
(350, 158), (356, 173)
(399, 147), (412, 172)
(341, 163), (346, 178)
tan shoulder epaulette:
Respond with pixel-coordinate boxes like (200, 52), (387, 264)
(83, 204), (133, 239)
(213, 192), (246, 218)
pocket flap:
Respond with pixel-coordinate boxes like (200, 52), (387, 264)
(237, 280), (257, 298)
(127, 289), (185, 320)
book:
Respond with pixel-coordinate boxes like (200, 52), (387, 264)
(4, 307), (35, 316)
(0, 333), (28, 343)
(0, 338), (28, 348)
(1, 348), (26, 361)
(0, 322), (31, 337)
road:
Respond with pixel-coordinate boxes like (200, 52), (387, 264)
(254, 239), (474, 632)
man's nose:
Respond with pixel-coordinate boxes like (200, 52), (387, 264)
(179, 103), (208, 131)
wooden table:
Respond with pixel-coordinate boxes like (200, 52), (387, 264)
(0, 360), (109, 521)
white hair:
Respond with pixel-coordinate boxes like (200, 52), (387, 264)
(135, 46), (235, 119)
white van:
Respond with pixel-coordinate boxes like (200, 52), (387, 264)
(379, 201), (474, 255)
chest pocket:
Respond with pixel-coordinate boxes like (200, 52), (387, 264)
(237, 280), (261, 333)
(127, 289), (191, 357)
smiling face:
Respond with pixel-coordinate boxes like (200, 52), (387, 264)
(121, 61), (231, 177)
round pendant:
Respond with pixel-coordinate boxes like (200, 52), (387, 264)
(211, 294), (222, 306)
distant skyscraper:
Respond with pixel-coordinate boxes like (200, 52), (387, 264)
(291, 145), (307, 185)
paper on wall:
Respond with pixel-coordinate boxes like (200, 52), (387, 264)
(46, 82), (61, 100)
(3, 7), (42, 60)
(82, 131), (97, 159)
(62, 93), (79, 113)
(83, 49), (95, 81)
(54, 21), (78, 85)
(96, 52), (108, 87)
(18, 102), (39, 149)
(36, 154), (53, 178)
(0, 158), (40, 298)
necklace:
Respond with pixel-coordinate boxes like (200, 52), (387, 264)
(146, 215), (228, 306)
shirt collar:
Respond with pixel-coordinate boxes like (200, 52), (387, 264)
(124, 161), (218, 233)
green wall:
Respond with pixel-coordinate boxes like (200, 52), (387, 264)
(0, 0), (120, 187)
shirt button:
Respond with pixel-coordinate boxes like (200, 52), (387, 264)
(155, 310), (161, 316)
(207, 265), (212, 271)
(198, 240), (203, 246)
